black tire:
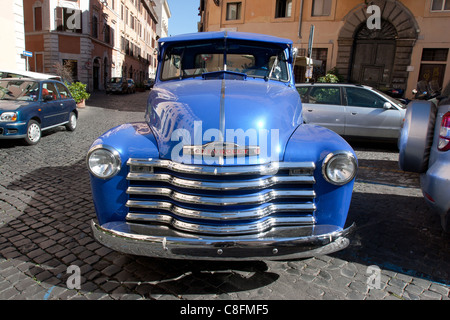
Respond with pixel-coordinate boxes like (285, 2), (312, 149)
(398, 101), (437, 173)
(24, 120), (41, 145)
(65, 112), (77, 132)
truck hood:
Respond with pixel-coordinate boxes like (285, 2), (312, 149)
(146, 79), (302, 164)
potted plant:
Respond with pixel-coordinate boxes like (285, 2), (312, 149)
(67, 81), (90, 108)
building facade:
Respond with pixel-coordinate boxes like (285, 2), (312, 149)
(154, 0), (171, 39)
(23, 0), (159, 91)
(199, 0), (450, 98)
(0, 0), (26, 71)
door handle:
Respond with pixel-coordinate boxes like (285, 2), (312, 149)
(351, 112), (357, 115)
(307, 109), (313, 112)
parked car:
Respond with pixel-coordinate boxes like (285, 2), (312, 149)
(398, 100), (450, 231)
(296, 83), (406, 140)
(0, 78), (77, 145)
(106, 77), (136, 94)
(0, 69), (62, 81)
(145, 78), (155, 90)
(87, 31), (357, 261)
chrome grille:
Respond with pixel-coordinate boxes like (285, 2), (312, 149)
(126, 158), (317, 236)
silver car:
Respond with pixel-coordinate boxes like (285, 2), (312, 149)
(399, 101), (450, 231)
(296, 83), (406, 139)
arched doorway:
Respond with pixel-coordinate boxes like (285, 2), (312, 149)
(93, 57), (101, 90)
(336, 0), (419, 91)
(103, 57), (108, 89)
(350, 20), (397, 88)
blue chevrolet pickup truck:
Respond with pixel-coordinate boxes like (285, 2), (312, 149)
(86, 31), (357, 260)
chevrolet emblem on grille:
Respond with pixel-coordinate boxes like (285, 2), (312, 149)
(183, 142), (260, 157)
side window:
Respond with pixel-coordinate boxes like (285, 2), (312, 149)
(42, 82), (59, 100)
(55, 82), (71, 99)
(296, 87), (309, 103)
(346, 87), (385, 108)
(309, 87), (341, 105)
(161, 53), (181, 80)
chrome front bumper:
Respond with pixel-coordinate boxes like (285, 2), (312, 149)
(91, 220), (354, 261)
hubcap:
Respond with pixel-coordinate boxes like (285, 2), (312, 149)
(70, 114), (77, 129)
(28, 123), (40, 142)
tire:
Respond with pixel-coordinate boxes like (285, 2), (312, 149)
(398, 101), (437, 173)
(24, 120), (41, 145)
(65, 112), (77, 132)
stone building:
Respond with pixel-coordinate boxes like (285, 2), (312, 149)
(199, 0), (450, 98)
(23, 0), (160, 91)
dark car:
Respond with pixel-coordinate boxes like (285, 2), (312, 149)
(106, 77), (136, 94)
(0, 78), (78, 145)
(144, 78), (155, 90)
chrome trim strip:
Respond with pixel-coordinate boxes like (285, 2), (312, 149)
(126, 201), (316, 221)
(125, 214), (315, 235)
(126, 187), (316, 206)
(127, 158), (315, 176)
(41, 120), (69, 131)
(127, 172), (315, 190)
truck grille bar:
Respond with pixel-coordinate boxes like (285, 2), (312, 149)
(125, 158), (317, 236)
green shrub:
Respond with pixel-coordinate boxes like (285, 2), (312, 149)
(318, 73), (339, 83)
(67, 82), (90, 103)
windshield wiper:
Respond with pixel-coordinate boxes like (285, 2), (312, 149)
(265, 55), (279, 82)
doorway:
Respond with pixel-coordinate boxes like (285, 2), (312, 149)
(350, 20), (397, 89)
(93, 58), (100, 90)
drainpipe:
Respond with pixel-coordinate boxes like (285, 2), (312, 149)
(298, 0), (304, 39)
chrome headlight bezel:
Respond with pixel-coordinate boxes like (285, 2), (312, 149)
(322, 151), (357, 186)
(86, 145), (122, 180)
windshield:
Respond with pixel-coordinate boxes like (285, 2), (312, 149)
(0, 80), (39, 101)
(374, 88), (407, 109)
(110, 78), (122, 83)
(161, 39), (289, 82)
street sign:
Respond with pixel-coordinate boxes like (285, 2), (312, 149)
(23, 51), (33, 57)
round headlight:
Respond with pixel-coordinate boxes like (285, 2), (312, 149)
(87, 146), (121, 179)
(322, 151), (357, 185)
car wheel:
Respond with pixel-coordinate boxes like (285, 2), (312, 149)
(24, 120), (41, 145)
(398, 101), (437, 173)
(65, 112), (77, 131)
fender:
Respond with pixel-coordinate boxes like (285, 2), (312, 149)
(284, 124), (357, 228)
(88, 122), (159, 225)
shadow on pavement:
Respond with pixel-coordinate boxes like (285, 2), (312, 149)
(1, 154), (449, 299)
(0, 160), (278, 299)
(86, 91), (149, 112)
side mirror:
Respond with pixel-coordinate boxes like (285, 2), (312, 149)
(383, 102), (393, 109)
(291, 47), (298, 63)
(43, 95), (53, 101)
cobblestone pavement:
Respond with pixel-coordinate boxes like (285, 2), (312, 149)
(0, 90), (449, 301)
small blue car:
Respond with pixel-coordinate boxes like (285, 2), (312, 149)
(0, 78), (78, 145)
(87, 32), (358, 260)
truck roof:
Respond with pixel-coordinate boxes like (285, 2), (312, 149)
(159, 31), (293, 46)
